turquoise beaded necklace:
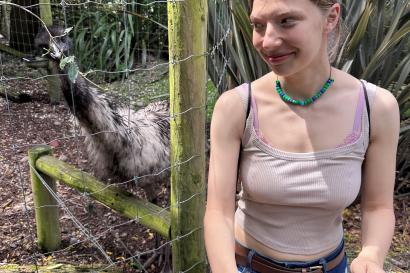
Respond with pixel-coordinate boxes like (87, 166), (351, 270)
(275, 71), (334, 106)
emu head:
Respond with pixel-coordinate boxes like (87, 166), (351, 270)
(34, 25), (72, 60)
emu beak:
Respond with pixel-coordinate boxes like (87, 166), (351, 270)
(49, 43), (62, 59)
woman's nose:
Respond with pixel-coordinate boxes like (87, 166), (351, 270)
(262, 24), (283, 50)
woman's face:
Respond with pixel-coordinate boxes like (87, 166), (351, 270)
(250, 0), (336, 76)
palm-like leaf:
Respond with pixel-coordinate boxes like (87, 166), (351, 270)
(339, 0), (410, 195)
(207, 0), (269, 91)
(339, 1), (410, 101)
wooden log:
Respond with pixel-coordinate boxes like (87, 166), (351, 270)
(28, 145), (61, 252)
(35, 155), (171, 239)
(0, 85), (32, 102)
(0, 263), (119, 273)
(168, 1), (208, 273)
(0, 43), (26, 58)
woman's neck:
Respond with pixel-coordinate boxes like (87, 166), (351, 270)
(278, 59), (332, 100)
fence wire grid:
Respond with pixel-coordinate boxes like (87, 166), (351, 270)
(0, 0), (231, 272)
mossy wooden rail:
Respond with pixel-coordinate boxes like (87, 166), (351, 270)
(0, 263), (119, 273)
(29, 145), (171, 252)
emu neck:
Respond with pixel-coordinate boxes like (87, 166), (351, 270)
(53, 60), (102, 132)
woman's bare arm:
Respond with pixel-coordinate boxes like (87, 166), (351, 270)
(351, 87), (400, 273)
(204, 89), (246, 273)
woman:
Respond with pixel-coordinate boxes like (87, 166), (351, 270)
(204, 1), (399, 273)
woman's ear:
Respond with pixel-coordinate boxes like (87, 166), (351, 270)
(325, 3), (340, 33)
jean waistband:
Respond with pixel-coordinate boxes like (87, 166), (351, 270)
(236, 240), (345, 269)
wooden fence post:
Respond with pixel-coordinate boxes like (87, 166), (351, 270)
(168, 1), (208, 273)
(28, 145), (61, 251)
(39, 0), (52, 25)
(39, 0), (61, 104)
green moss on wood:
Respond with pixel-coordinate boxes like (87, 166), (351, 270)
(0, 263), (119, 273)
(39, 0), (53, 26)
(35, 155), (170, 238)
(168, 1), (208, 273)
(0, 43), (26, 58)
(28, 145), (62, 252)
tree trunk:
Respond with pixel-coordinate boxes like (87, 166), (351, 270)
(9, 0), (40, 53)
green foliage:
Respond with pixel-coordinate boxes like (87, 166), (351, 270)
(337, 0), (410, 191)
(60, 56), (79, 83)
(70, 7), (134, 82)
(337, 0), (410, 115)
(228, 0), (270, 84)
(206, 80), (218, 122)
(207, 0), (269, 90)
(397, 125), (410, 194)
(65, 0), (168, 82)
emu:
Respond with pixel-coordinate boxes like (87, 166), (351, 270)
(34, 26), (170, 203)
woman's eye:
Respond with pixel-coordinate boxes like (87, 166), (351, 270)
(281, 18), (296, 26)
(251, 22), (265, 30)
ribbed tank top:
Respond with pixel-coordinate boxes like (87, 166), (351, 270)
(235, 80), (377, 255)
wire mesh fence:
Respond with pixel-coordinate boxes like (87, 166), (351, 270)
(0, 0), (231, 272)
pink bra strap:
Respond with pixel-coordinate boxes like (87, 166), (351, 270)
(251, 95), (259, 131)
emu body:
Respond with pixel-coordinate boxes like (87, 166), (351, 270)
(35, 26), (170, 201)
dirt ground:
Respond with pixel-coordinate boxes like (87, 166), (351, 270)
(0, 57), (409, 272)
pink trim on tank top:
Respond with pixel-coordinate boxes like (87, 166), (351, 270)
(250, 84), (365, 149)
(335, 85), (364, 147)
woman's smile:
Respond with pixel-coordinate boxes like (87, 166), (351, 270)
(265, 52), (295, 64)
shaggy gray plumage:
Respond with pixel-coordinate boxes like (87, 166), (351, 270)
(34, 26), (170, 202)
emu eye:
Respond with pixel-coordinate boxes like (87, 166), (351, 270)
(36, 44), (48, 52)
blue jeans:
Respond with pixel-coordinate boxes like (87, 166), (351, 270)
(237, 241), (348, 273)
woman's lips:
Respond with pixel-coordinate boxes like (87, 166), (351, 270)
(266, 52), (294, 64)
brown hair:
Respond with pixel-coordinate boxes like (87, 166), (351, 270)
(248, 0), (344, 62)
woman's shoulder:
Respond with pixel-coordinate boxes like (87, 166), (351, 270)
(334, 68), (399, 118)
(214, 85), (248, 115)
(335, 70), (400, 141)
(211, 85), (249, 136)
(332, 68), (396, 101)
(366, 82), (398, 110)
(368, 83), (400, 141)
